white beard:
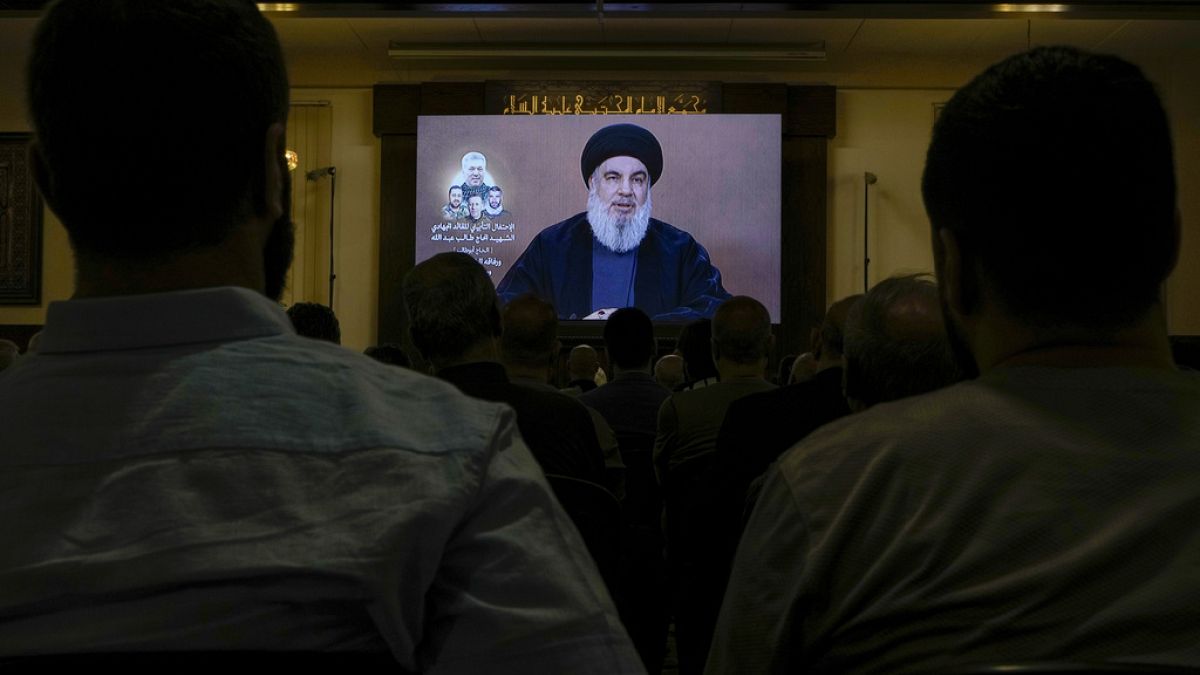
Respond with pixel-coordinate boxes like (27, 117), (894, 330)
(587, 186), (652, 254)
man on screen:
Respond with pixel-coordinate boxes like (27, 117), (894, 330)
(486, 186), (512, 221)
(497, 123), (730, 321)
(441, 185), (466, 221)
(466, 194), (488, 225)
(460, 151), (491, 202)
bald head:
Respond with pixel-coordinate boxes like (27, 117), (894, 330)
(712, 296), (773, 368)
(568, 344), (599, 381)
(789, 352), (817, 384)
(843, 274), (963, 410)
(655, 354), (685, 390)
(0, 339), (18, 372)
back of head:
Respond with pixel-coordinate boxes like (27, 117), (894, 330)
(0, 339), (18, 372)
(777, 354), (798, 384)
(818, 294), (864, 362)
(712, 296), (772, 366)
(789, 352), (817, 385)
(28, 0), (289, 260)
(501, 294), (559, 368)
(567, 344), (599, 381)
(676, 318), (718, 382)
(655, 354), (686, 391)
(843, 274), (963, 409)
(923, 46), (1176, 331)
(403, 252), (500, 368)
(604, 307), (655, 371)
(286, 303), (341, 344)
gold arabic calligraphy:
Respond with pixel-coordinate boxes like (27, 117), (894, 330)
(501, 93), (706, 115)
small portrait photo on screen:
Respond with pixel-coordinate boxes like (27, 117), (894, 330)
(415, 114), (781, 321)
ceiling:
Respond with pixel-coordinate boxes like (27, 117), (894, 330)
(3, 2), (1199, 90)
(264, 11), (1200, 87)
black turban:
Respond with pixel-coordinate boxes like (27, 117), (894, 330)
(580, 123), (663, 188)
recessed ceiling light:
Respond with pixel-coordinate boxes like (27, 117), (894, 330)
(993, 4), (1069, 12)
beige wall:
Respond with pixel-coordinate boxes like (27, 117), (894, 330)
(3, 15), (1198, 339)
(823, 55), (1200, 335)
(827, 88), (948, 304)
(287, 89), (381, 351)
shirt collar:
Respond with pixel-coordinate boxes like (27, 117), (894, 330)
(37, 286), (295, 354)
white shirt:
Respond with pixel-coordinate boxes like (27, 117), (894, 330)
(0, 286), (643, 674)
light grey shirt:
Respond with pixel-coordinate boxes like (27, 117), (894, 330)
(654, 377), (776, 480)
(707, 366), (1200, 674)
(0, 286), (643, 674)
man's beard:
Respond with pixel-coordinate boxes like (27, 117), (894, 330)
(486, 204), (503, 216)
(263, 171), (295, 302)
(587, 186), (651, 254)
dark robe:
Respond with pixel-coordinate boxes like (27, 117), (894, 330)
(496, 213), (730, 321)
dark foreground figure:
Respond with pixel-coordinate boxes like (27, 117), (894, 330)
(708, 46), (1200, 674)
(0, 2), (642, 672)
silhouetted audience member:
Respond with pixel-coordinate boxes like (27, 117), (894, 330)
(654, 354), (686, 391)
(500, 293), (561, 386)
(25, 332), (42, 354)
(787, 351), (816, 384)
(684, 294), (858, 675)
(655, 298), (776, 480)
(494, 292), (629, 610)
(500, 294), (624, 496)
(578, 307), (673, 672)
(674, 318), (719, 390)
(657, 296), (775, 675)
(286, 302), (340, 344)
(582, 308), (670, 456)
(710, 46), (1199, 673)
(404, 253), (608, 489)
(712, 294), (858, 511)
(0, 2), (638, 670)
(0, 339), (18, 372)
(774, 354), (796, 386)
(1169, 335), (1200, 372)
(842, 274), (963, 410)
(363, 343), (411, 368)
(564, 343), (601, 394)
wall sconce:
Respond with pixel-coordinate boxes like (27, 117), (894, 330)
(285, 149), (299, 172)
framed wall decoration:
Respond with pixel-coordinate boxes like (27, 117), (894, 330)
(0, 133), (43, 305)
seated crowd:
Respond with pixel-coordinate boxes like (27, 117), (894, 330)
(1, 1), (1197, 674)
